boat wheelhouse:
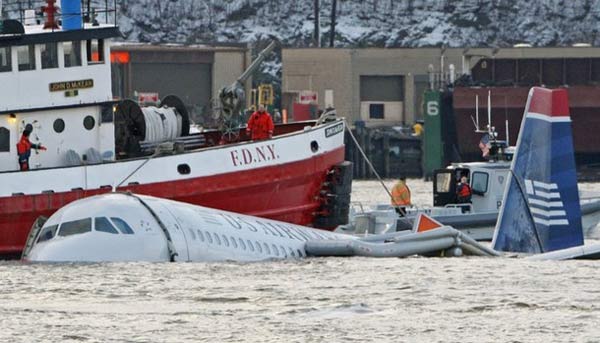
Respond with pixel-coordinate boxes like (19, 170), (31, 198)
(0, 2), (350, 259)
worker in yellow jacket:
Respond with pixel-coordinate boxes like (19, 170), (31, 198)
(391, 176), (411, 215)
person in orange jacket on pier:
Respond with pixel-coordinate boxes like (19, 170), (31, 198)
(246, 104), (274, 141)
(16, 128), (46, 171)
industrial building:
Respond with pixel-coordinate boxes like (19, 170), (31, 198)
(110, 43), (251, 123)
(282, 46), (600, 126)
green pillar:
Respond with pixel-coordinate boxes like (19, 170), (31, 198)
(423, 90), (444, 179)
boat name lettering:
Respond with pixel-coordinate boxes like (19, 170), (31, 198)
(49, 79), (94, 92)
(230, 144), (279, 167)
(325, 122), (343, 137)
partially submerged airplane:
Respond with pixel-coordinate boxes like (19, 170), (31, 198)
(23, 87), (600, 262)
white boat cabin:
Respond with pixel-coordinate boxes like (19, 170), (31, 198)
(433, 161), (510, 213)
(0, 19), (120, 172)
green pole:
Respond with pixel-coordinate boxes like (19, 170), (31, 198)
(423, 90), (444, 180)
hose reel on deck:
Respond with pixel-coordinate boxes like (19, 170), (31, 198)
(114, 95), (190, 158)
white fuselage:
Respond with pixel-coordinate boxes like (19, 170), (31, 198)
(26, 193), (350, 262)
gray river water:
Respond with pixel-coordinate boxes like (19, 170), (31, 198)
(1, 180), (600, 342)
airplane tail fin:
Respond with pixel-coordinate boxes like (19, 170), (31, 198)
(412, 213), (444, 233)
(492, 87), (583, 253)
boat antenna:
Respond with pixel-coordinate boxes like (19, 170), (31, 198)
(487, 90), (492, 135)
(470, 94), (481, 131)
(505, 119), (509, 146)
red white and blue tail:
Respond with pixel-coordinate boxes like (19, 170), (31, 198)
(492, 87), (583, 253)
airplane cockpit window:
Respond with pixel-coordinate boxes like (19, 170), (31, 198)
(110, 217), (134, 234)
(95, 217), (119, 234)
(58, 218), (92, 237)
(37, 224), (58, 243)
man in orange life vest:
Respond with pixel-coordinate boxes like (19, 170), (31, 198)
(246, 104), (274, 141)
(16, 129), (46, 171)
(391, 176), (411, 216)
(456, 175), (472, 203)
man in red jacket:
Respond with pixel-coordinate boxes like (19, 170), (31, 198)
(16, 129), (46, 171)
(246, 104), (274, 141)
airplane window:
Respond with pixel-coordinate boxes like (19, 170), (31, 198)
(95, 217), (118, 234)
(196, 229), (205, 242)
(272, 244), (279, 257)
(110, 217), (134, 234)
(37, 224), (58, 243)
(222, 235), (229, 247)
(247, 239), (254, 252)
(188, 229), (196, 240)
(230, 236), (238, 248)
(255, 241), (263, 253)
(213, 232), (221, 245)
(206, 232), (213, 244)
(58, 218), (92, 237)
(239, 238), (246, 250)
(263, 242), (270, 255)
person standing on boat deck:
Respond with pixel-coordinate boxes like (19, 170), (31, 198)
(16, 129), (46, 171)
(456, 176), (472, 204)
(391, 176), (411, 216)
(246, 104), (274, 141)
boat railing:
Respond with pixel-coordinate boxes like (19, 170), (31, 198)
(9, 0), (119, 29)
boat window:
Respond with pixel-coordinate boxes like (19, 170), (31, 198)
(53, 119), (65, 133)
(196, 229), (205, 242)
(230, 236), (238, 248)
(288, 247), (295, 257)
(239, 238), (246, 250)
(0, 47), (11, 72)
(222, 235), (229, 247)
(436, 172), (453, 193)
(94, 217), (118, 234)
(37, 224), (58, 243)
(63, 41), (82, 67)
(17, 45), (35, 71)
(297, 249), (304, 257)
(206, 232), (213, 244)
(86, 39), (105, 64)
(41, 42), (58, 69)
(263, 242), (270, 255)
(110, 217), (135, 234)
(255, 241), (263, 253)
(58, 218), (92, 237)
(83, 116), (95, 130)
(177, 164), (191, 175)
(247, 239), (254, 252)
(0, 127), (9, 152)
(271, 244), (279, 256)
(471, 172), (489, 194)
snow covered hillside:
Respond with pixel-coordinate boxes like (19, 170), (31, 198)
(4, 0), (600, 93)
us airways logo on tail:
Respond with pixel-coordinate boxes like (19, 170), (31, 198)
(524, 180), (569, 227)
